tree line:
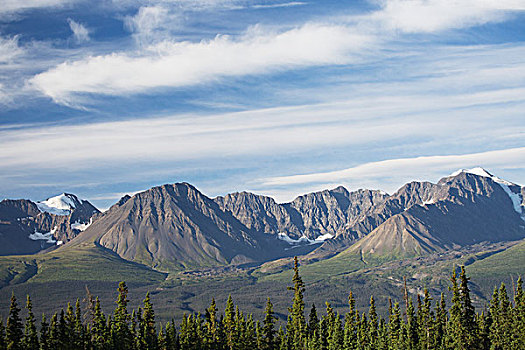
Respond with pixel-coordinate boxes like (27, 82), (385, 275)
(0, 257), (524, 350)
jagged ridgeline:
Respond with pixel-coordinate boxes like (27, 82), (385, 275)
(0, 167), (524, 331)
(1, 260), (524, 350)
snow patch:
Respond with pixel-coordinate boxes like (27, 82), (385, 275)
(422, 199), (435, 205)
(29, 226), (57, 244)
(71, 218), (92, 231)
(37, 193), (79, 215)
(277, 232), (333, 245)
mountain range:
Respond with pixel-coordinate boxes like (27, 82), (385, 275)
(1, 168), (524, 267)
(0, 167), (524, 320)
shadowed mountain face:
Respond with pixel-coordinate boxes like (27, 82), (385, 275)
(69, 183), (294, 271)
(0, 194), (99, 255)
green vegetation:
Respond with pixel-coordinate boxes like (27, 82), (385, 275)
(0, 243), (166, 286)
(0, 259), (524, 349)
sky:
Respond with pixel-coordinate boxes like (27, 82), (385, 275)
(1, 0), (524, 209)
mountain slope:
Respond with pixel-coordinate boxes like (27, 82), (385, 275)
(346, 169), (525, 257)
(68, 183), (292, 271)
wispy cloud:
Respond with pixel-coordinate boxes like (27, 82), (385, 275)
(0, 0), (79, 17)
(259, 147), (525, 188)
(368, 0), (525, 33)
(251, 2), (307, 9)
(0, 36), (23, 63)
(67, 18), (90, 43)
(30, 23), (373, 105)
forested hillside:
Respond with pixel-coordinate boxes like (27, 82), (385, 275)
(0, 258), (523, 350)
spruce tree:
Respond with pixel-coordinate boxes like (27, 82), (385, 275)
(286, 256), (306, 350)
(368, 296), (378, 349)
(388, 301), (402, 350)
(307, 304), (319, 339)
(47, 313), (59, 350)
(0, 319), (6, 350)
(223, 295), (236, 350)
(405, 297), (418, 350)
(458, 266), (479, 349)
(446, 269), (462, 350)
(514, 277), (525, 348)
(40, 315), (50, 350)
(91, 298), (108, 350)
(23, 296), (39, 350)
(6, 293), (23, 350)
(262, 298), (277, 350)
(142, 293), (158, 350)
(204, 298), (219, 350)
(343, 291), (358, 350)
(112, 281), (133, 350)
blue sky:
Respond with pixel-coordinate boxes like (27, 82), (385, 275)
(1, 0), (524, 209)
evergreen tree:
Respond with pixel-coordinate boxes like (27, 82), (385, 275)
(111, 282), (133, 350)
(405, 297), (418, 350)
(223, 295), (237, 350)
(388, 301), (402, 350)
(203, 298), (220, 350)
(6, 293), (23, 350)
(141, 293), (158, 350)
(513, 277), (525, 348)
(91, 298), (108, 350)
(446, 269), (462, 350)
(307, 304), (319, 339)
(47, 313), (59, 350)
(0, 320), (6, 350)
(286, 256), (306, 350)
(22, 296), (38, 350)
(458, 266), (479, 349)
(434, 293), (447, 349)
(40, 315), (50, 350)
(262, 298), (277, 350)
(368, 296), (378, 350)
(343, 291), (358, 350)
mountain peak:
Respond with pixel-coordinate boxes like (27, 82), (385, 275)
(36, 193), (83, 216)
(449, 167), (494, 178)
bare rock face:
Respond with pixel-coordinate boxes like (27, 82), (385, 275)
(70, 183), (291, 271)
(216, 186), (388, 242)
(0, 194), (99, 255)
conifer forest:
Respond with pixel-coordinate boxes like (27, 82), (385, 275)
(0, 257), (522, 350)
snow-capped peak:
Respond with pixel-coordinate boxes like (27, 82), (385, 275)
(449, 167), (494, 178)
(36, 193), (81, 216)
(450, 167), (524, 221)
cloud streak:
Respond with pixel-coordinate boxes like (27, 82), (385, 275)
(30, 23), (372, 104)
(68, 19), (90, 43)
(260, 147), (525, 187)
(368, 0), (525, 33)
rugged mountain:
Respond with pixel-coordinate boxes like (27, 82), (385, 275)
(215, 187), (388, 244)
(0, 194), (99, 255)
(68, 183), (294, 271)
(347, 169), (525, 257)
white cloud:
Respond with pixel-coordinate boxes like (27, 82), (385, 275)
(67, 19), (90, 43)
(260, 147), (525, 187)
(0, 0), (78, 16)
(1, 81), (524, 170)
(252, 2), (307, 9)
(0, 36), (23, 63)
(369, 0), (525, 33)
(253, 147), (525, 202)
(30, 23), (373, 104)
